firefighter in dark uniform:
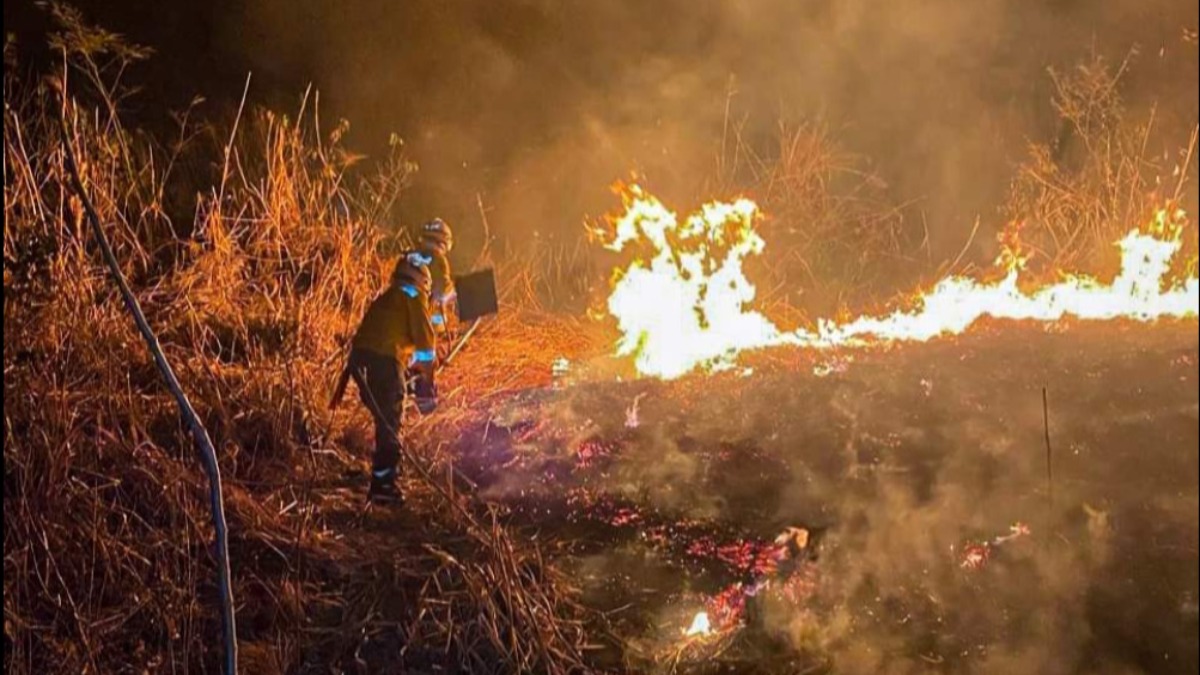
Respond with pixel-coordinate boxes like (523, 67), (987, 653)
(349, 251), (439, 504)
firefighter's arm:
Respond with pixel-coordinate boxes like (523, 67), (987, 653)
(408, 295), (439, 414)
(430, 255), (455, 330)
(433, 255), (455, 302)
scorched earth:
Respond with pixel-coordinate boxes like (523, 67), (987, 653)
(453, 322), (1199, 674)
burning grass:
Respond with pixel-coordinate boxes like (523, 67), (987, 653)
(586, 54), (1198, 381)
(1009, 53), (1200, 271)
(591, 183), (1195, 380)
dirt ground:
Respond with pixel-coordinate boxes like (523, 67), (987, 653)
(442, 321), (1199, 674)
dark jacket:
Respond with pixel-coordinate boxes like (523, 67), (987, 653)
(352, 286), (437, 364)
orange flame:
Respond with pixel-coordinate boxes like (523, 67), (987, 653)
(598, 186), (1199, 379)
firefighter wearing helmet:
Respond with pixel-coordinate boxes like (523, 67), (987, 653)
(418, 218), (455, 332)
(348, 250), (439, 504)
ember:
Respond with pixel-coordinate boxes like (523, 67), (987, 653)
(814, 356), (854, 378)
(551, 357), (573, 389)
(960, 543), (992, 571)
(959, 523), (1033, 571)
(575, 438), (622, 469)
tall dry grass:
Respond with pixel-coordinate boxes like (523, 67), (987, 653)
(4, 6), (591, 673)
(707, 114), (905, 313)
(1008, 52), (1199, 273)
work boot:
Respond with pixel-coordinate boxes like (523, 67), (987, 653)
(368, 469), (404, 507)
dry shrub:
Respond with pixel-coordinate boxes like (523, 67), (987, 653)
(706, 56), (1197, 319)
(1007, 52), (1199, 272)
(758, 125), (911, 296)
(708, 116), (916, 318)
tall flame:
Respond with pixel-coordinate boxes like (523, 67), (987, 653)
(598, 186), (1199, 379)
(601, 186), (786, 379)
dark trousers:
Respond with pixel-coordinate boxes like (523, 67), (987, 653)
(349, 348), (404, 479)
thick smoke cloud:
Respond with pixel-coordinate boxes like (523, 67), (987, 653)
(222, 0), (1198, 258)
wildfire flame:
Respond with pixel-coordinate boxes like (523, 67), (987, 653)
(599, 186), (788, 379)
(598, 186), (1200, 379)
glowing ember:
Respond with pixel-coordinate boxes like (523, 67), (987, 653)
(597, 187), (1200, 379)
(813, 355), (853, 378)
(960, 543), (992, 571)
(959, 522), (1033, 570)
(684, 611), (712, 637)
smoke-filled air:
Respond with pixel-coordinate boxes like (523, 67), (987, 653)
(4, 1), (1198, 674)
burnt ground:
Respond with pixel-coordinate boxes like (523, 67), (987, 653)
(451, 321), (1199, 674)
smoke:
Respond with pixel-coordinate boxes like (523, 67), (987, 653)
(215, 0), (1199, 259)
(477, 325), (1198, 672)
(710, 329), (1196, 672)
(5, 0), (1194, 270)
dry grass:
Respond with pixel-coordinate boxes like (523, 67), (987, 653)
(1008, 52), (1199, 273)
(4, 7), (592, 673)
(712, 119), (915, 317)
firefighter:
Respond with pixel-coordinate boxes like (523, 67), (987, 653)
(348, 251), (439, 504)
(417, 218), (455, 334)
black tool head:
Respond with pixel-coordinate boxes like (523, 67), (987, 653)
(454, 268), (499, 322)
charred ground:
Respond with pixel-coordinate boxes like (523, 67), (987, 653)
(450, 322), (1199, 673)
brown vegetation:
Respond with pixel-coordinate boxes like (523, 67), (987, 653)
(1008, 52), (1199, 272)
